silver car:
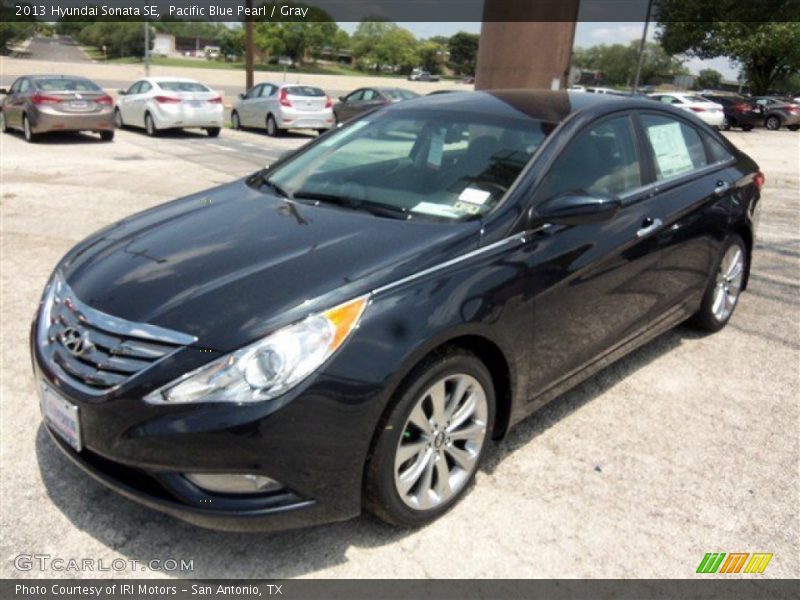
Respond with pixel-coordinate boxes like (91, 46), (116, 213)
(0, 75), (115, 142)
(231, 83), (334, 136)
(114, 77), (224, 137)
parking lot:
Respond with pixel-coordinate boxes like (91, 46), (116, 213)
(1, 124), (797, 579)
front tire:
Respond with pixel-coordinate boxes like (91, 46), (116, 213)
(23, 114), (37, 142)
(765, 115), (781, 131)
(100, 130), (114, 142)
(364, 348), (495, 527)
(144, 112), (158, 137)
(231, 111), (241, 130)
(689, 235), (747, 333)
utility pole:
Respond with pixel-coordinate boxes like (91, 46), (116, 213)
(144, 21), (150, 76)
(633, 0), (654, 93)
(245, 0), (254, 90)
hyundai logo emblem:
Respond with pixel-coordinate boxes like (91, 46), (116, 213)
(61, 327), (93, 357)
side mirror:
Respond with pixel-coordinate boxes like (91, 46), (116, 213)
(0, 88), (7, 95)
(117, 90), (126, 96)
(338, 96), (345, 102)
(536, 192), (621, 226)
(238, 92), (245, 99)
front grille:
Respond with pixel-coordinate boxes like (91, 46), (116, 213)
(38, 275), (197, 395)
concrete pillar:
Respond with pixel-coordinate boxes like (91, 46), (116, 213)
(475, 1), (580, 91)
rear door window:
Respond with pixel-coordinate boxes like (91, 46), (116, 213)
(640, 114), (708, 180)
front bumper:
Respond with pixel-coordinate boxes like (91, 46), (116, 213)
(31, 323), (378, 531)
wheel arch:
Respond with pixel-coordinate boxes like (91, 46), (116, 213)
(735, 223), (754, 291)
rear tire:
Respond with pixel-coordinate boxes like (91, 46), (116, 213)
(144, 112), (158, 137)
(765, 115), (781, 130)
(364, 348), (495, 527)
(206, 127), (221, 138)
(231, 111), (241, 130)
(100, 130), (114, 142)
(23, 114), (36, 142)
(688, 235), (747, 333)
(0, 110), (10, 133)
(266, 114), (280, 137)
(742, 124), (754, 132)
(721, 117), (731, 131)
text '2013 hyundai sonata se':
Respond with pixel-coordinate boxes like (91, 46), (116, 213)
(32, 90), (764, 531)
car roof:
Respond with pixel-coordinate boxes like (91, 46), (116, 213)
(389, 89), (659, 124)
(146, 76), (202, 83)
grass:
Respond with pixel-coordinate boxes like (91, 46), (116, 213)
(81, 49), (459, 80)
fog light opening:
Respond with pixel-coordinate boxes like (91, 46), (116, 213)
(184, 473), (282, 495)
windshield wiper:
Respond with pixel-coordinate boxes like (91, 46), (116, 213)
(292, 190), (411, 220)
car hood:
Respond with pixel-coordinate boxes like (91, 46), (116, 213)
(60, 178), (477, 351)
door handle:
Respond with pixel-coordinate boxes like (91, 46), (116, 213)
(637, 217), (663, 238)
(714, 180), (731, 196)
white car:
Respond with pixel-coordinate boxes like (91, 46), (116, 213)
(114, 77), (224, 137)
(585, 87), (617, 94)
(647, 92), (725, 128)
(231, 83), (334, 136)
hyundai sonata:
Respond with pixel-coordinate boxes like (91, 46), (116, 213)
(32, 90), (763, 531)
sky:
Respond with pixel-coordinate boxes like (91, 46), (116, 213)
(338, 21), (740, 80)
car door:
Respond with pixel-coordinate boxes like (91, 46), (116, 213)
(339, 89), (364, 121)
(118, 81), (142, 126)
(3, 78), (23, 127)
(633, 111), (736, 308)
(133, 81), (153, 125)
(254, 84), (277, 128)
(522, 112), (680, 405)
(238, 84), (262, 127)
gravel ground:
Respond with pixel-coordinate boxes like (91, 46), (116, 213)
(0, 125), (797, 579)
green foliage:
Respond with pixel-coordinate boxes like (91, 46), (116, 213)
(351, 21), (419, 73)
(448, 31), (479, 75)
(0, 19), (34, 52)
(77, 22), (152, 59)
(572, 41), (687, 87)
(695, 68), (723, 90)
(656, 1), (800, 94)
(418, 40), (446, 74)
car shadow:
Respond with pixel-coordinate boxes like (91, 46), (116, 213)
(35, 324), (701, 578)
(5, 130), (111, 144)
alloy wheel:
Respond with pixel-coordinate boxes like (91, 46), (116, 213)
(766, 116), (780, 130)
(232, 112), (240, 130)
(145, 114), (156, 136)
(114, 109), (123, 128)
(394, 373), (488, 510)
(712, 244), (744, 322)
(266, 116), (277, 136)
(23, 115), (33, 141)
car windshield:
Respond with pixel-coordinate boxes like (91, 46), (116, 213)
(259, 109), (554, 221)
(158, 81), (210, 92)
(35, 78), (100, 92)
(284, 86), (325, 97)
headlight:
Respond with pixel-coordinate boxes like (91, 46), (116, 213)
(144, 295), (369, 405)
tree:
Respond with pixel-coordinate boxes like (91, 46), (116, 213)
(695, 68), (723, 90)
(76, 22), (152, 59)
(218, 27), (245, 61)
(448, 31), (479, 75)
(254, 21), (337, 64)
(572, 41), (686, 87)
(418, 40), (446, 74)
(0, 22), (34, 52)
(351, 21), (419, 73)
(656, 1), (800, 94)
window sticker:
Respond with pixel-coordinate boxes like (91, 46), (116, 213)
(646, 121), (693, 178)
(427, 128), (445, 169)
(458, 187), (491, 206)
(412, 202), (462, 218)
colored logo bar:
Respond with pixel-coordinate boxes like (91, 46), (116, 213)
(697, 553), (773, 574)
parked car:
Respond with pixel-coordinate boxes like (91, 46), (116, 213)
(114, 77), (223, 137)
(33, 91), (763, 531)
(0, 75), (114, 142)
(333, 87), (419, 123)
(751, 96), (800, 131)
(585, 87), (617, 94)
(647, 92), (725, 128)
(408, 69), (440, 82)
(232, 83), (333, 136)
(568, 85), (586, 92)
(700, 93), (760, 131)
